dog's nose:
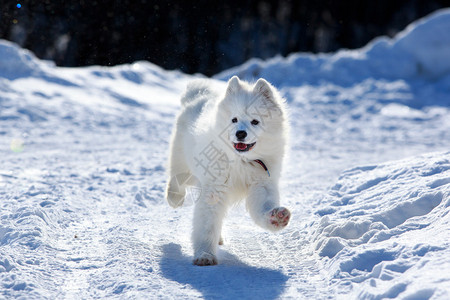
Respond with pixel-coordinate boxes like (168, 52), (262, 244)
(236, 130), (247, 141)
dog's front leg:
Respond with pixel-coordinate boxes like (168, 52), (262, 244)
(246, 182), (291, 231)
(192, 188), (227, 266)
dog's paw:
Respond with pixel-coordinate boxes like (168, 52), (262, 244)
(193, 252), (218, 266)
(269, 207), (291, 229)
(166, 172), (199, 208)
(166, 189), (185, 208)
(165, 180), (186, 208)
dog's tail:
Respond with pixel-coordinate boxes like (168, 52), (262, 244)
(180, 79), (220, 107)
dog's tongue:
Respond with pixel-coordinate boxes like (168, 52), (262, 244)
(235, 143), (247, 150)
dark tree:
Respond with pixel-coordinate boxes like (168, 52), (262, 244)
(1, 0), (448, 76)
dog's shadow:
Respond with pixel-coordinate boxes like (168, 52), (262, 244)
(160, 243), (288, 300)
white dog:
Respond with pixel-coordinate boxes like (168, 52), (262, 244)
(166, 76), (290, 266)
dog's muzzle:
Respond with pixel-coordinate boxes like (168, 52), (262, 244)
(233, 142), (256, 152)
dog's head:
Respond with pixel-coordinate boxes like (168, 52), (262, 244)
(217, 76), (287, 159)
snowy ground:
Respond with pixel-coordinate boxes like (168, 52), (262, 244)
(1, 8), (450, 300)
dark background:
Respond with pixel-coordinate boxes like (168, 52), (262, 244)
(1, 0), (449, 76)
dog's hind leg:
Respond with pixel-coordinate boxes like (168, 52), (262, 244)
(165, 124), (192, 208)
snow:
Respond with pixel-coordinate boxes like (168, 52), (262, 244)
(1, 8), (450, 300)
(215, 9), (450, 91)
(315, 152), (450, 298)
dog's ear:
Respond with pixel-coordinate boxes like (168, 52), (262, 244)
(225, 76), (241, 96)
(254, 78), (274, 101)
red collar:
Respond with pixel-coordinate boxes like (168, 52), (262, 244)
(254, 159), (270, 177)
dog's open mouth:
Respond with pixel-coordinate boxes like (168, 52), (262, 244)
(233, 142), (256, 152)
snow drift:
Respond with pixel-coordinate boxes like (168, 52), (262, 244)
(315, 152), (450, 299)
(216, 8), (450, 87)
(0, 7), (449, 300)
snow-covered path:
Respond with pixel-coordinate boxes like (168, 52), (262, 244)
(1, 9), (450, 300)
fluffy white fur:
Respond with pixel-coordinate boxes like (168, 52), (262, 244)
(166, 76), (290, 266)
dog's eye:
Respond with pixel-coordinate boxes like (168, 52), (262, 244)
(251, 119), (259, 125)
(232, 117), (238, 123)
